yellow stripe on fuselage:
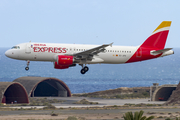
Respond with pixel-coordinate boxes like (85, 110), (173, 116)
(153, 21), (171, 33)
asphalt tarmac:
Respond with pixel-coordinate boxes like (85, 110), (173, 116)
(52, 97), (165, 108)
(6, 97), (165, 109)
(1, 97), (180, 120)
(1, 108), (180, 116)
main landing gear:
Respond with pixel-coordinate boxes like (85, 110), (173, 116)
(80, 65), (89, 74)
(25, 60), (30, 71)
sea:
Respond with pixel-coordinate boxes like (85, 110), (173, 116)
(0, 48), (180, 94)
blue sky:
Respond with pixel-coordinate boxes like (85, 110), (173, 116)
(0, 0), (180, 48)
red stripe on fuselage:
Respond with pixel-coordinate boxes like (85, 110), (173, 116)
(126, 47), (162, 63)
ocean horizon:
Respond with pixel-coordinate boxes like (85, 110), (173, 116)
(1, 47), (180, 93)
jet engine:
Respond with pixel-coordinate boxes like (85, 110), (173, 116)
(54, 62), (69, 69)
(54, 55), (74, 69)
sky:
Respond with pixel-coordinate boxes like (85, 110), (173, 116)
(0, 0), (180, 48)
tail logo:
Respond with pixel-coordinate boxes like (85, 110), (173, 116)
(126, 21), (172, 63)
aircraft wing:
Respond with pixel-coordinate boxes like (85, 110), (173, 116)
(73, 42), (113, 61)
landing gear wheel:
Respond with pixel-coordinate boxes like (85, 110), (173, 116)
(79, 64), (89, 74)
(25, 60), (30, 71)
(80, 66), (89, 74)
(84, 66), (89, 72)
(25, 67), (29, 71)
(81, 69), (86, 74)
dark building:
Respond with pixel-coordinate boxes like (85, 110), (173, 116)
(0, 77), (71, 104)
(0, 82), (29, 104)
(13, 76), (71, 97)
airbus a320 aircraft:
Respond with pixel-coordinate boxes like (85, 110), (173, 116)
(5, 21), (174, 74)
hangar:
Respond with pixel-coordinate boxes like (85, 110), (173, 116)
(150, 83), (177, 101)
(0, 82), (29, 104)
(13, 76), (71, 97)
(0, 77), (71, 104)
(165, 82), (180, 105)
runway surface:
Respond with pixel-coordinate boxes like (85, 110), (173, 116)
(1, 108), (180, 116)
(6, 97), (165, 109)
(0, 97), (176, 120)
(52, 97), (165, 108)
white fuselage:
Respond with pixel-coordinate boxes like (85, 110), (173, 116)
(5, 42), (174, 65)
(5, 42), (139, 64)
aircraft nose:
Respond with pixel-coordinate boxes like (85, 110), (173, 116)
(5, 50), (12, 58)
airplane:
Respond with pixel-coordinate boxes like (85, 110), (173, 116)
(5, 21), (174, 74)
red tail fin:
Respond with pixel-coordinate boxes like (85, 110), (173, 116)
(126, 21), (172, 63)
(140, 21), (171, 49)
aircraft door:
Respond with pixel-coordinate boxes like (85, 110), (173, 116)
(25, 43), (31, 54)
(136, 47), (142, 57)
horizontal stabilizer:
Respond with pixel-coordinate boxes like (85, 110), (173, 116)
(151, 48), (173, 55)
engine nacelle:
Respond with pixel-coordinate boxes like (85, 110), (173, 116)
(54, 55), (74, 69)
(54, 62), (69, 69)
(57, 55), (74, 65)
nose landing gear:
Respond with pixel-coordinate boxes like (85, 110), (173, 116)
(80, 65), (89, 74)
(25, 60), (30, 71)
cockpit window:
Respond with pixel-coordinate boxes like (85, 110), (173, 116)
(11, 46), (20, 49)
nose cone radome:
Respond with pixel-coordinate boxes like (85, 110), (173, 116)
(5, 50), (12, 58)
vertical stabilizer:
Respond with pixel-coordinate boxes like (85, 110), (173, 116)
(140, 21), (171, 49)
